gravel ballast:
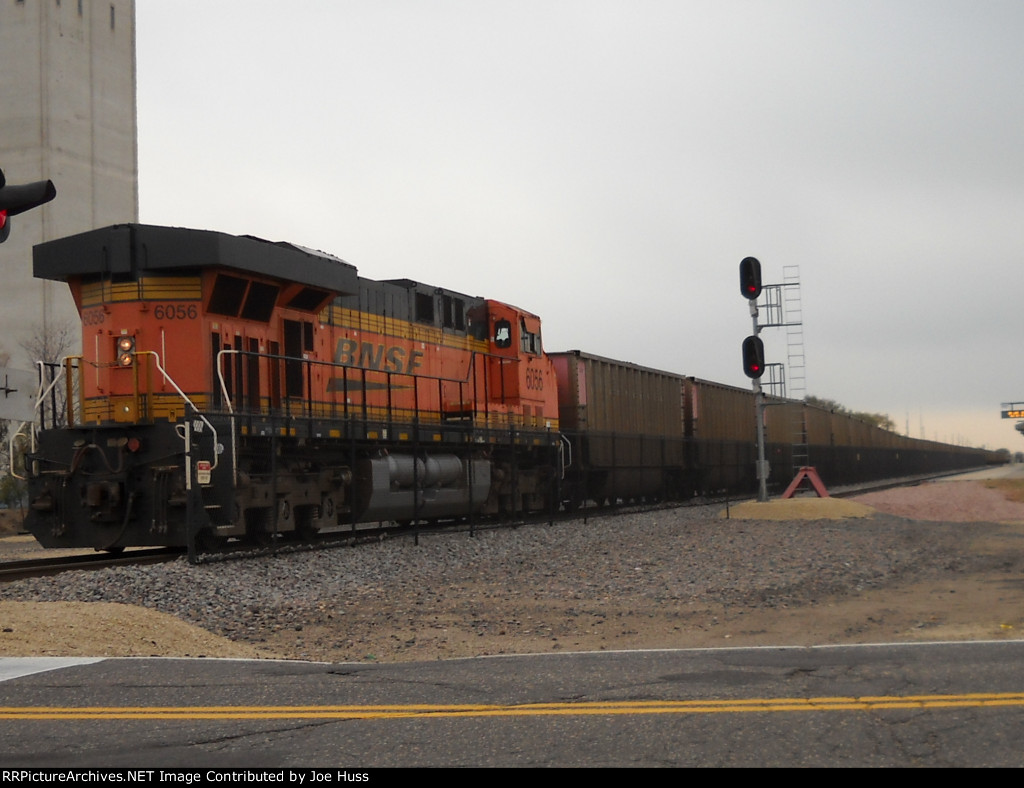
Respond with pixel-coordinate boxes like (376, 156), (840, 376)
(6, 484), (1023, 663)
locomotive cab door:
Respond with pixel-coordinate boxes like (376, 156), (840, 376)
(487, 304), (521, 406)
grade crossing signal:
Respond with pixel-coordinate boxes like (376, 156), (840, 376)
(0, 168), (57, 244)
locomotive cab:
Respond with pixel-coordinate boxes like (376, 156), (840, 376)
(483, 300), (559, 430)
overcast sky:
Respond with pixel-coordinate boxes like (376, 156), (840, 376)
(136, 0), (1024, 450)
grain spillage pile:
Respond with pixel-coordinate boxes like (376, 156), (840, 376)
(3, 479), (1024, 662)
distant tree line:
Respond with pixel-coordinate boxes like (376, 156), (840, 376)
(805, 395), (897, 432)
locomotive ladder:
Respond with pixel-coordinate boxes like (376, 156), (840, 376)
(782, 265), (809, 473)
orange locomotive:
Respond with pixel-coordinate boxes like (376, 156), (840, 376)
(25, 225), (561, 550)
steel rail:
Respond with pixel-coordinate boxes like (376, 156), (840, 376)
(0, 547), (183, 583)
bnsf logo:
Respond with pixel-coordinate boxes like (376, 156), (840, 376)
(334, 338), (424, 375)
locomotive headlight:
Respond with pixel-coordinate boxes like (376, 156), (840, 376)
(116, 335), (136, 367)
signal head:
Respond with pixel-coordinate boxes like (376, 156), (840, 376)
(739, 256), (762, 300)
(742, 335), (766, 379)
(0, 168), (56, 244)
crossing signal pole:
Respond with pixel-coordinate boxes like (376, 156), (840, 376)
(739, 256), (769, 502)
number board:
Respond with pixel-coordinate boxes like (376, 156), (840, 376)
(1001, 402), (1024, 419)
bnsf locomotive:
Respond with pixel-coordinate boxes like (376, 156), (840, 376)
(19, 224), (994, 552)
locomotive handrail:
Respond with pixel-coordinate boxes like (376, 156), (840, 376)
(8, 421), (28, 480)
(214, 346), (491, 412)
(136, 351), (220, 471)
(214, 347), (520, 422)
(34, 358), (66, 429)
(10, 359), (74, 480)
(560, 433), (572, 478)
(211, 345), (559, 438)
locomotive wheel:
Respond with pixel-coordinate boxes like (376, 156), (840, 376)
(294, 505), (320, 542)
(244, 507), (275, 546)
(197, 529), (227, 552)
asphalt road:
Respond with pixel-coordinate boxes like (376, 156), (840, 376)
(2, 640), (1024, 768)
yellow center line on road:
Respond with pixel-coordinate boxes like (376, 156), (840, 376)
(2, 693), (1023, 720)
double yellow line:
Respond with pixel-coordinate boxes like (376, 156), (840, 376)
(3, 693), (1024, 720)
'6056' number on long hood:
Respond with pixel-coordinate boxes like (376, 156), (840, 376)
(154, 303), (198, 320)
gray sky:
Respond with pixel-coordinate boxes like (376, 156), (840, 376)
(136, 0), (1024, 450)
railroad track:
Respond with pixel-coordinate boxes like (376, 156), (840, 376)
(1, 467), (989, 579)
(0, 548), (183, 583)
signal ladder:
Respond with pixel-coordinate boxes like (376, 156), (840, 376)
(759, 266), (808, 475)
(782, 266), (808, 472)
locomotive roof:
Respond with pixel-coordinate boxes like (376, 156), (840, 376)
(33, 224), (360, 296)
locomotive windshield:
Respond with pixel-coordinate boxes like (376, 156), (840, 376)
(494, 319), (512, 348)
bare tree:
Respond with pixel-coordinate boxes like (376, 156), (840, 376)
(0, 346), (25, 518)
(19, 320), (76, 428)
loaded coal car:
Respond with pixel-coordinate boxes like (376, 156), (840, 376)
(23, 224), (562, 550)
(550, 351), (690, 506)
(683, 377), (761, 495)
(799, 401), (993, 484)
(553, 360), (997, 504)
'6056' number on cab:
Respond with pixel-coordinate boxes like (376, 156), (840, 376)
(153, 303), (198, 320)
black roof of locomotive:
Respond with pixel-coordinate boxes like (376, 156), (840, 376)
(33, 224), (360, 296)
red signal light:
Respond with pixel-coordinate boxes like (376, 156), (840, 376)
(739, 257), (762, 300)
(0, 169), (56, 244)
(742, 335), (766, 379)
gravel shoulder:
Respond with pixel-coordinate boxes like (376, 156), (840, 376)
(3, 476), (1024, 663)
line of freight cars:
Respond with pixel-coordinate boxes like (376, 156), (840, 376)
(552, 350), (998, 505)
(18, 224), (996, 553)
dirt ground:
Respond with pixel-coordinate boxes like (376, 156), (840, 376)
(3, 474), (1024, 662)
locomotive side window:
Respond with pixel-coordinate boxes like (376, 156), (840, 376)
(208, 274), (248, 317)
(520, 318), (540, 355)
(415, 292), (435, 325)
(494, 319), (512, 348)
(442, 295), (465, 331)
(286, 287), (331, 311)
(240, 280), (280, 322)
(467, 305), (489, 341)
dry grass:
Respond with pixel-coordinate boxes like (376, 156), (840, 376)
(0, 509), (24, 537)
(983, 478), (1024, 503)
